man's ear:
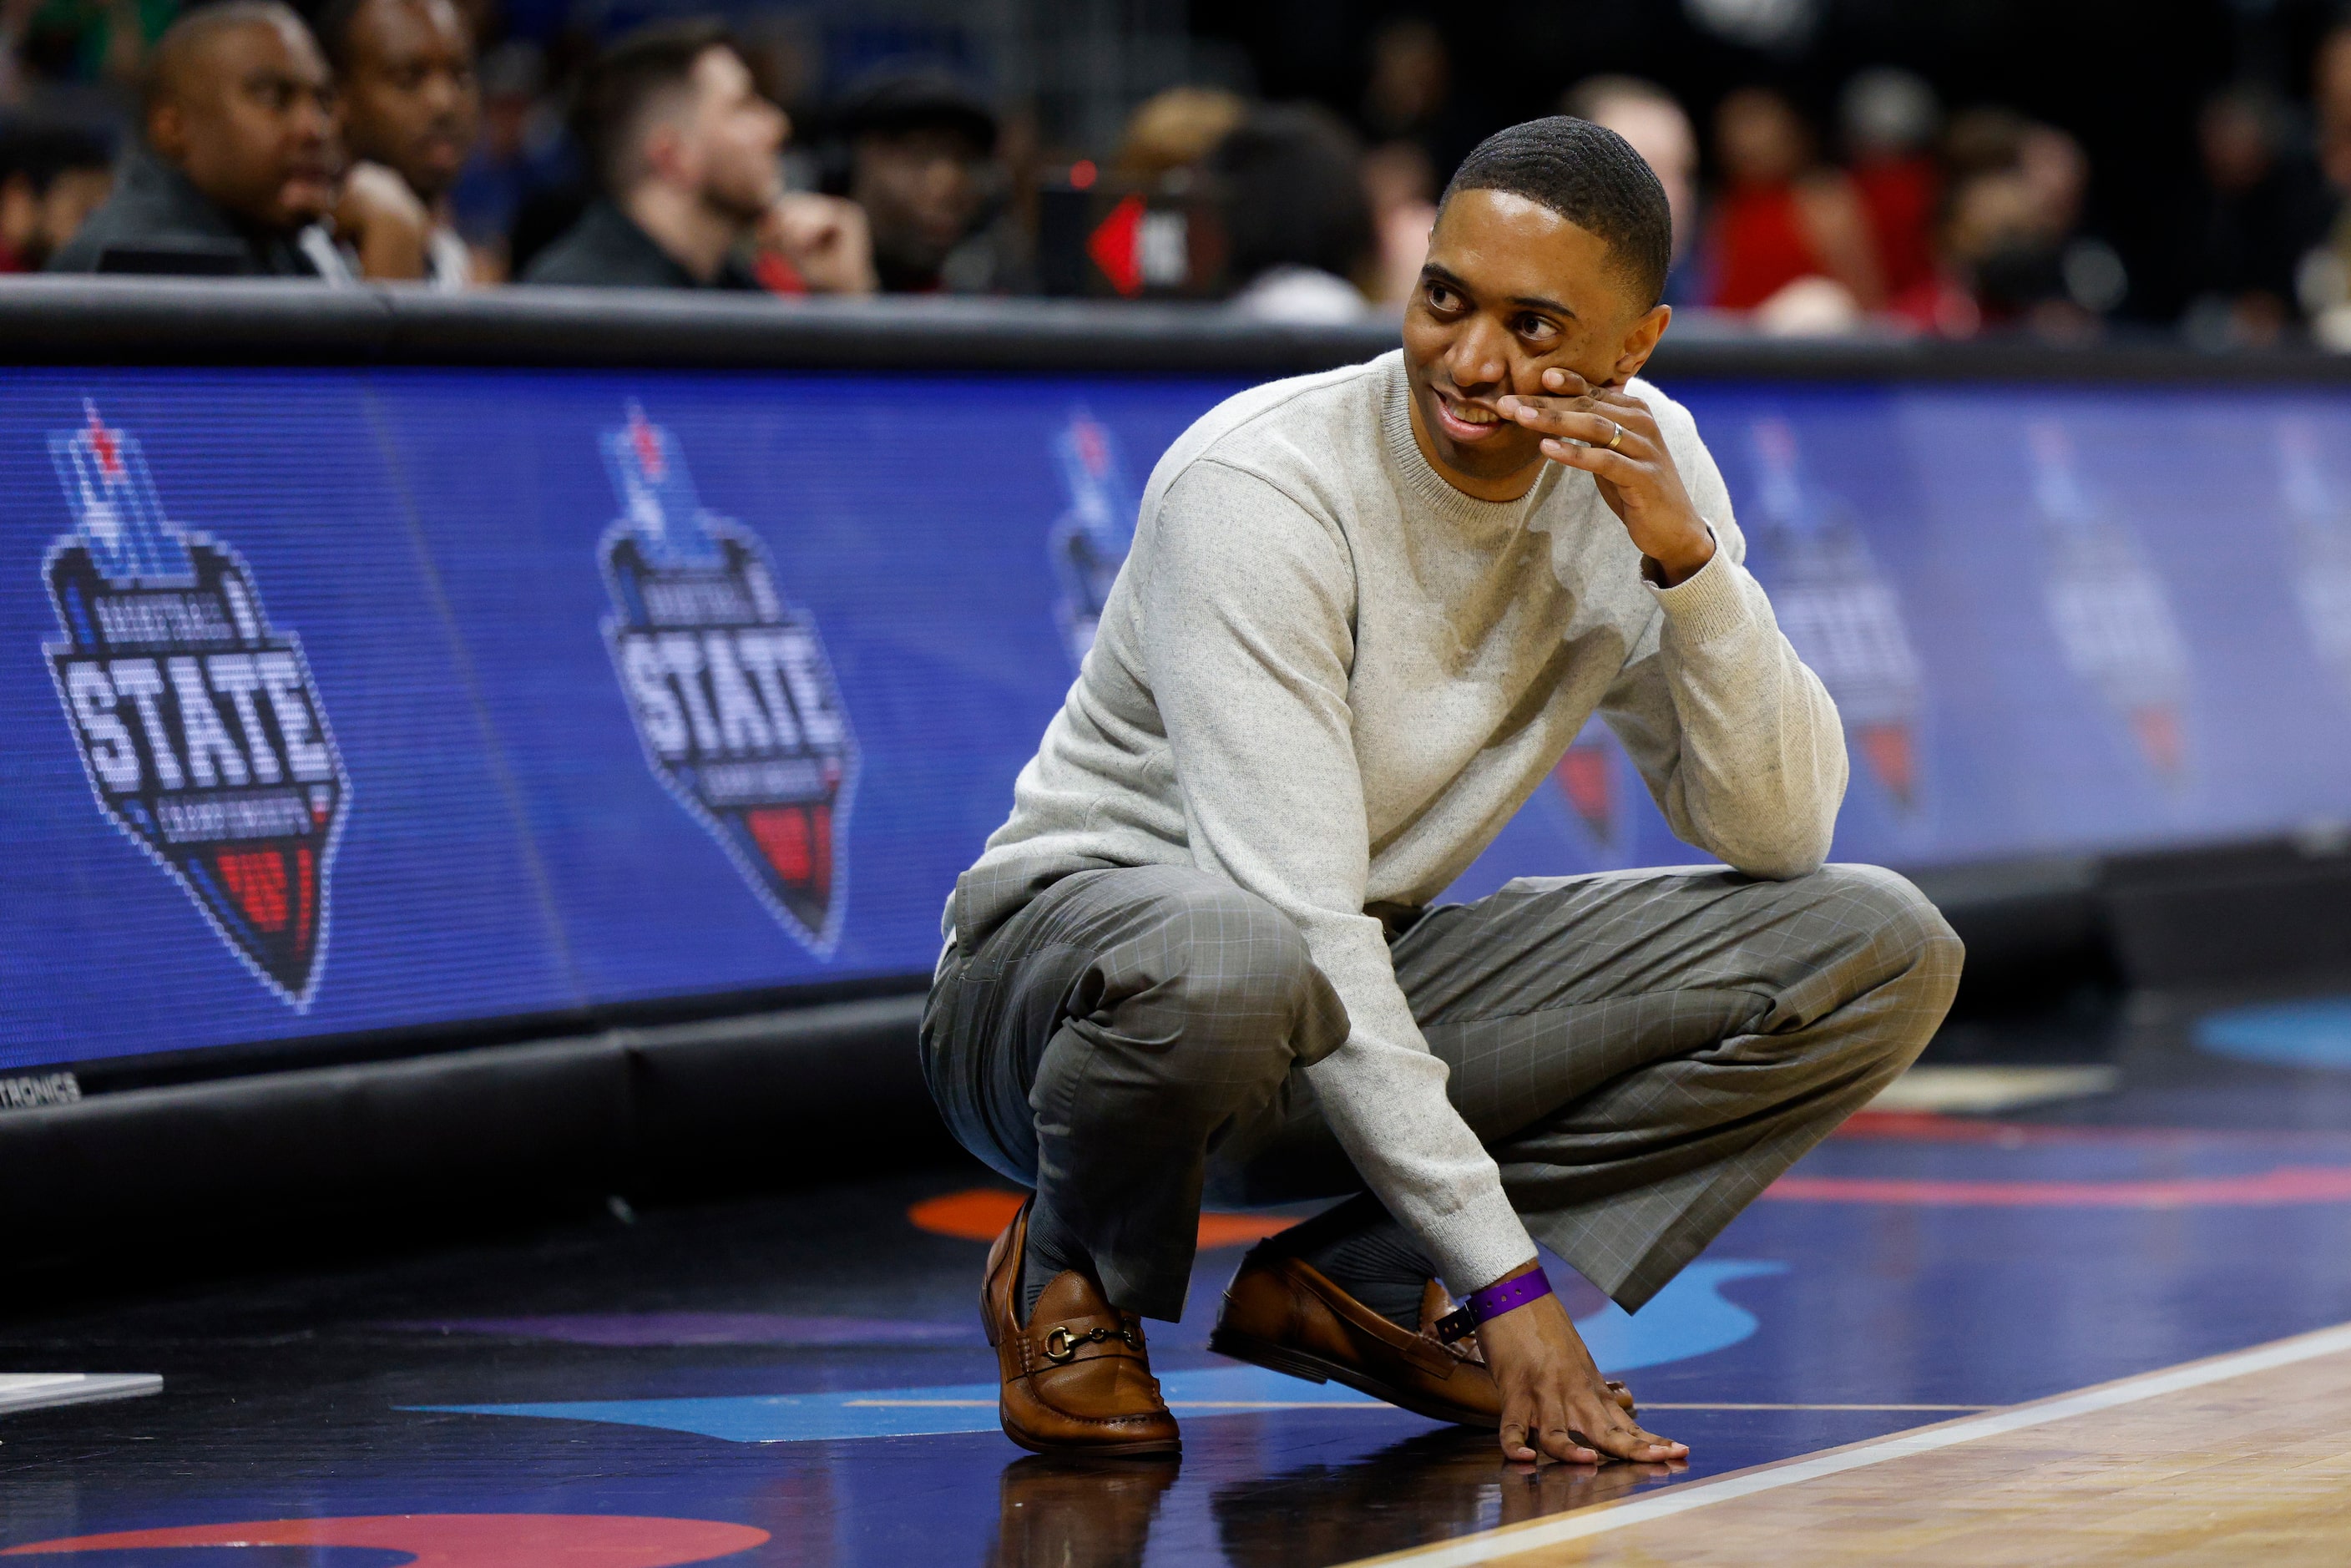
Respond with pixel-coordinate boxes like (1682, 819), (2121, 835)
(148, 101), (187, 164)
(1612, 303), (1671, 383)
(637, 120), (689, 189)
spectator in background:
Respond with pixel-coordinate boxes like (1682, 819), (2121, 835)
(1359, 136), (1435, 308)
(2183, 84), (2331, 345)
(2299, 21), (2351, 346)
(1561, 75), (1697, 305)
(1898, 109), (2124, 339)
(827, 69), (998, 293)
(1358, 18), (1481, 180)
(317, 0), (478, 286)
(1211, 102), (1374, 322)
(445, 40), (568, 279)
(48, 1), (402, 276)
(1839, 67), (1940, 303)
(525, 22), (870, 293)
(0, 124), (113, 268)
(1702, 86), (1883, 329)
(1115, 83), (1242, 182)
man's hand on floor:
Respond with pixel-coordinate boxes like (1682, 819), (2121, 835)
(1473, 1263), (1689, 1465)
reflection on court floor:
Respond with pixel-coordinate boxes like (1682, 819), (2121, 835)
(7, 1029), (2351, 1565)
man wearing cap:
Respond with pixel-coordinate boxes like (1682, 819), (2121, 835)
(827, 68), (998, 292)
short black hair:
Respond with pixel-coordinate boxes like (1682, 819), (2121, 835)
(313, 0), (460, 73)
(572, 19), (737, 195)
(1440, 115), (1672, 309)
(144, 0), (312, 123)
(312, 0), (362, 70)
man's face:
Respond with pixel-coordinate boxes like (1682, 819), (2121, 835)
(675, 47), (785, 220)
(1400, 188), (1665, 488)
(852, 126), (984, 280)
(340, 0), (478, 203)
(154, 17), (338, 230)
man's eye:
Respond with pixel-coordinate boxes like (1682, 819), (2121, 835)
(1426, 283), (1458, 310)
(1514, 314), (1559, 340)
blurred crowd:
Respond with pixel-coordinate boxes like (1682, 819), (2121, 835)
(6, 0), (2351, 346)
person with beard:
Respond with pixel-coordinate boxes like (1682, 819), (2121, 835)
(50, 1), (413, 277)
(524, 21), (871, 293)
(318, 0), (480, 286)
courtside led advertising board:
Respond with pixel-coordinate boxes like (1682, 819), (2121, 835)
(4, 367), (2348, 1074)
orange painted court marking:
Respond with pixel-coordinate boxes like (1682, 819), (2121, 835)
(907, 1188), (1298, 1249)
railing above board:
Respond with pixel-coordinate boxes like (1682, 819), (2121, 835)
(5, 275), (2351, 381)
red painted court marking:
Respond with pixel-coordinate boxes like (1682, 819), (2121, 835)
(0, 1515), (768, 1565)
(1835, 1110), (2351, 1151)
(916, 1161), (2351, 1229)
(1764, 1166), (2351, 1206)
(908, 1188), (1297, 1248)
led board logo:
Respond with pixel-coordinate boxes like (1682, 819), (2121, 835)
(1746, 418), (1925, 808)
(2027, 422), (2190, 781)
(1551, 718), (1646, 868)
(1047, 409), (1136, 669)
(40, 402), (349, 1007)
(2278, 419), (2351, 702)
(599, 404), (857, 955)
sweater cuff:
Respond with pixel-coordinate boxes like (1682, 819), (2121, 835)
(1417, 1184), (1540, 1297)
(1644, 526), (1751, 647)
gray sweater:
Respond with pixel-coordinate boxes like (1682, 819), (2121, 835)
(957, 351), (1847, 1290)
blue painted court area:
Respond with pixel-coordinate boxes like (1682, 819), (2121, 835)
(9, 1052), (2351, 1567)
(2197, 996), (2351, 1070)
(414, 1260), (1788, 1444)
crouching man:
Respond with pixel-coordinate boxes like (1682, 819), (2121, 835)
(924, 116), (1962, 1464)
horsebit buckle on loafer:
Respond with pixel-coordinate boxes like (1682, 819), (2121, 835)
(1044, 1324), (1142, 1362)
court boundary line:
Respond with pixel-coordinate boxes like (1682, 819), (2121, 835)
(1339, 1318), (2351, 1567)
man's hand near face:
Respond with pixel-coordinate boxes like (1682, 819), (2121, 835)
(1499, 367), (1716, 587)
(758, 191), (876, 295)
(333, 158), (430, 279)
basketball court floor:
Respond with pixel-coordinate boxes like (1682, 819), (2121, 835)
(5, 989), (2351, 1565)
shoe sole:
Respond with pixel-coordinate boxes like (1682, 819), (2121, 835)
(1206, 1327), (1499, 1430)
(999, 1420), (1182, 1459)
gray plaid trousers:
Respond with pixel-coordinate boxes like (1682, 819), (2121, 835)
(921, 861), (1962, 1322)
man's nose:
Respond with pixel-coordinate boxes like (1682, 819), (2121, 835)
(1445, 319), (1510, 391)
(292, 94), (332, 141)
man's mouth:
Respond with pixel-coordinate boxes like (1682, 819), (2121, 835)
(1430, 389), (1508, 442)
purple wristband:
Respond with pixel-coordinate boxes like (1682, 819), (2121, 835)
(1432, 1267), (1553, 1344)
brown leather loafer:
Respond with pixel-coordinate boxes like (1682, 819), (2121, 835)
(1208, 1243), (1502, 1429)
(982, 1199), (1181, 1457)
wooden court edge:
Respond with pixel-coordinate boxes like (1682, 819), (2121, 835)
(0, 1374), (163, 1417)
(1335, 1318), (2351, 1567)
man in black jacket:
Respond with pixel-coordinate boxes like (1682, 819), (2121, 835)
(525, 21), (868, 292)
(50, 2), (392, 277)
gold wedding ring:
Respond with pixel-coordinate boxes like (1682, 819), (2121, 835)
(1605, 422), (1625, 451)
